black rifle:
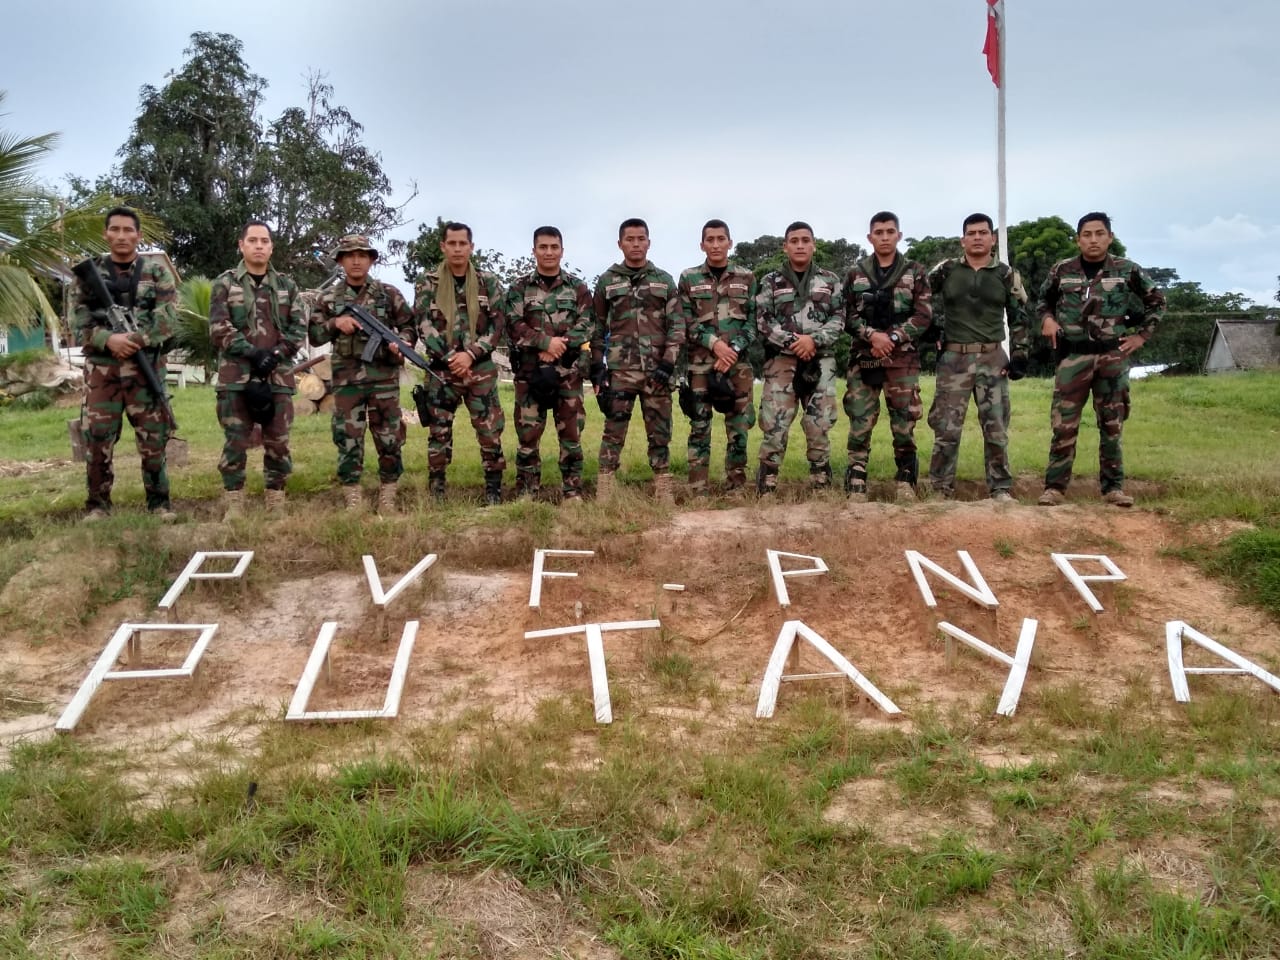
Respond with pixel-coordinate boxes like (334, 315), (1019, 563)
(338, 303), (447, 386)
(72, 258), (177, 430)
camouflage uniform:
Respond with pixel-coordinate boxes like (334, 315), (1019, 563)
(925, 258), (1029, 497)
(210, 261), (304, 491)
(502, 269), (594, 497)
(73, 254), (177, 512)
(842, 255), (932, 490)
(416, 268), (507, 477)
(310, 278), (416, 486)
(755, 266), (845, 488)
(1038, 254), (1164, 494)
(590, 262), (684, 474)
(677, 261), (757, 490)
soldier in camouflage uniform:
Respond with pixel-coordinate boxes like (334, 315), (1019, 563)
(589, 218), (684, 504)
(843, 211), (932, 502)
(677, 219), (757, 495)
(310, 235), (417, 513)
(755, 221), (845, 494)
(210, 221), (304, 517)
(925, 213), (1029, 502)
(416, 222), (507, 505)
(73, 206), (178, 520)
(501, 226), (594, 502)
(1037, 212), (1164, 508)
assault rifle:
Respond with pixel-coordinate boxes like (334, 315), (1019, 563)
(72, 258), (177, 430)
(337, 303), (447, 386)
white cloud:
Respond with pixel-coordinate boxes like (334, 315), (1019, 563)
(1168, 215), (1279, 247)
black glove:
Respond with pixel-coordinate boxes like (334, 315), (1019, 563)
(249, 347), (280, 377)
(589, 360), (607, 390)
(1007, 354), (1029, 381)
(650, 361), (674, 388)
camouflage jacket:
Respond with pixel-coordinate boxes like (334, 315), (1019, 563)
(502, 270), (594, 376)
(310, 279), (416, 386)
(1037, 255), (1165, 343)
(415, 268), (505, 370)
(677, 261), (757, 363)
(928, 257), (1029, 357)
(844, 255), (932, 357)
(210, 261), (305, 393)
(590, 262), (684, 374)
(755, 266), (844, 358)
(73, 253), (177, 371)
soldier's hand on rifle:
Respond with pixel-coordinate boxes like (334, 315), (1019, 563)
(334, 314), (359, 336)
(868, 331), (894, 359)
(107, 332), (142, 360)
(388, 342), (402, 359)
(448, 350), (473, 376)
(1041, 316), (1060, 349)
(712, 339), (738, 368)
(791, 334), (817, 361)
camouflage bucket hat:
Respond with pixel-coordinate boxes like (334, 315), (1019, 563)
(331, 234), (379, 260)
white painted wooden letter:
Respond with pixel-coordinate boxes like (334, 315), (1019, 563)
(286, 621), (418, 722)
(937, 619), (1039, 716)
(1165, 620), (1280, 703)
(529, 549), (595, 609)
(904, 550), (998, 609)
(756, 620), (900, 719)
(766, 550), (829, 607)
(157, 551), (253, 611)
(56, 622), (219, 732)
(523, 619), (661, 723)
(363, 553), (437, 608)
(1050, 554), (1126, 613)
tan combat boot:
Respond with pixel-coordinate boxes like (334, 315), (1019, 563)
(895, 481), (918, 503)
(343, 485), (364, 512)
(596, 470), (616, 502)
(1103, 489), (1134, 508)
(1038, 487), (1066, 507)
(264, 488), (286, 512)
(222, 489), (245, 520)
(378, 482), (398, 514)
(653, 472), (675, 506)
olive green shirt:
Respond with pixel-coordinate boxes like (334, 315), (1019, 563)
(927, 257), (1029, 355)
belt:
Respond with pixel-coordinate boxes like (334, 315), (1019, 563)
(944, 341), (1001, 354)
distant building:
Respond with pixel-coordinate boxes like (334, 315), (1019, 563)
(1204, 318), (1280, 373)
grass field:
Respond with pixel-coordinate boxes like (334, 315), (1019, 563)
(2, 370), (1280, 958)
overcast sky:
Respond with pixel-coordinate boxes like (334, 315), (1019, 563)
(8, 0), (1278, 304)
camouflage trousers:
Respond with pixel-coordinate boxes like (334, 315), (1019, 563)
(217, 389), (294, 491)
(425, 369), (506, 474)
(331, 380), (405, 486)
(513, 372), (586, 495)
(81, 361), (171, 511)
(686, 360), (756, 488)
(844, 357), (922, 483)
(927, 347), (1012, 495)
(1045, 349), (1130, 493)
(598, 371), (672, 474)
(757, 355), (838, 473)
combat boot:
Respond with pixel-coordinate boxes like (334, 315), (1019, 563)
(687, 465), (709, 497)
(263, 488), (286, 512)
(724, 468), (747, 494)
(377, 482), (398, 515)
(429, 472), (446, 502)
(756, 465), (778, 496)
(343, 485), (364, 512)
(810, 464), (832, 490)
(895, 481), (918, 503)
(514, 475), (540, 501)
(596, 470), (616, 502)
(845, 465), (868, 503)
(653, 471), (675, 505)
(1038, 487), (1065, 507)
(1102, 489), (1134, 508)
(222, 488), (245, 520)
(483, 471), (503, 506)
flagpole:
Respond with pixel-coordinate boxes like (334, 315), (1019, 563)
(996, 2), (1008, 266)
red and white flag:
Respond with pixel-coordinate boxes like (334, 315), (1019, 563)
(983, 0), (1003, 87)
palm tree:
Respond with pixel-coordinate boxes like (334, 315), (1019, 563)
(0, 90), (163, 332)
(174, 276), (215, 380)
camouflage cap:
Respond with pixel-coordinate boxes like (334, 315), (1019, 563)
(331, 234), (379, 260)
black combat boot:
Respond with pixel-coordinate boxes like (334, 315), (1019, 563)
(845, 464), (868, 502)
(756, 465), (778, 495)
(483, 471), (503, 506)
(429, 471), (446, 502)
(810, 463), (832, 489)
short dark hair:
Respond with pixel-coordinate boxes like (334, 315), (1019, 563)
(618, 218), (649, 239)
(962, 213), (994, 233)
(104, 205), (140, 231)
(1077, 211), (1112, 234)
(533, 225), (562, 244)
(784, 221), (813, 240)
(443, 221), (473, 242)
(701, 218), (731, 241)
(239, 219), (272, 240)
(869, 211), (899, 231)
